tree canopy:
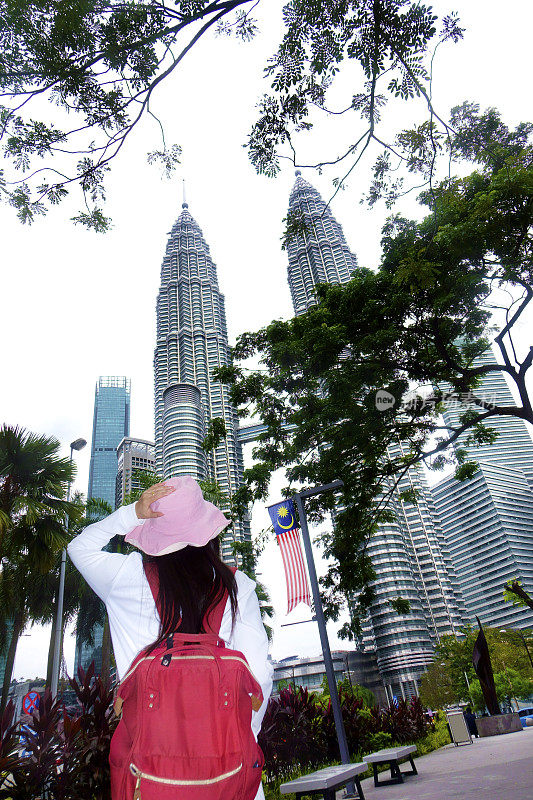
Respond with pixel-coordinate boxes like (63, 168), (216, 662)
(0, 425), (79, 709)
(214, 107), (533, 634)
(1, 1), (467, 228)
(419, 626), (533, 710)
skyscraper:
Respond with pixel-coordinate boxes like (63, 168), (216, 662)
(361, 444), (466, 699)
(432, 347), (533, 629)
(285, 172), (465, 698)
(439, 347), (533, 484)
(115, 437), (156, 508)
(87, 376), (131, 507)
(153, 201), (249, 561)
(287, 171), (358, 315)
(75, 375), (130, 676)
(432, 462), (533, 630)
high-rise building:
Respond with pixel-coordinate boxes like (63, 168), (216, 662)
(287, 171), (358, 315)
(115, 437), (156, 508)
(87, 376), (131, 507)
(432, 347), (533, 630)
(285, 172), (465, 698)
(153, 200), (249, 562)
(75, 375), (130, 676)
(439, 347), (533, 484)
(361, 444), (466, 700)
(432, 462), (533, 629)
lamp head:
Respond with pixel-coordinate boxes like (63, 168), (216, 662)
(70, 438), (87, 451)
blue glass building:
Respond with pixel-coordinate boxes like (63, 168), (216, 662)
(75, 376), (131, 677)
(87, 376), (131, 507)
(432, 347), (533, 629)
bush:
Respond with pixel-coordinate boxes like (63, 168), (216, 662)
(0, 664), (117, 800)
(258, 685), (327, 782)
(260, 687), (432, 787)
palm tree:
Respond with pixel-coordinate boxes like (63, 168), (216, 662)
(0, 425), (77, 710)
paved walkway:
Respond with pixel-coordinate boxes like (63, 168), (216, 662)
(350, 726), (533, 800)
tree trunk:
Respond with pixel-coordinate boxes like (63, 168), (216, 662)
(100, 614), (111, 686)
(505, 581), (533, 610)
(0, 610), (24, 713)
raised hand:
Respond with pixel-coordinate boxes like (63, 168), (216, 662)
(135, 483), (175, 520)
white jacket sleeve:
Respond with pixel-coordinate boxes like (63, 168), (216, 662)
(67, 503), (144, 603)
(229, 577), (273, 739)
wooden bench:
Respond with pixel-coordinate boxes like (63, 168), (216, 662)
(362, 745), (418, 787)
(280, 762), (368, 800)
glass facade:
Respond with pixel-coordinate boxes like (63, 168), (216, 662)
(439, 347), (533, 484)
(287, 171), (358, 315)
(87, 376), (131, 507)
(153, 202), (250, 562)
(432, 347), (533, 630)
(361, 443), (466, 695)
(115, 437), (156, 508)
(432, 463), (533, 630)
(75, 376), (131, 677)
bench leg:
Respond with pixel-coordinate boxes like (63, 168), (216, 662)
(408, 755), (418, 775)
(391, 762), (404, 783)
(323, 789), (336, 800)
(372, 760), (404, 787)
(355, 776), (366, 800)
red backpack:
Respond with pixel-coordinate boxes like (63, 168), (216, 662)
(109, 564), (264, 800)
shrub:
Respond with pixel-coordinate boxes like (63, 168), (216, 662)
(322, 688), (379, 760)
(367, 731), (393, 751)
(0, 664), (117, 800)
(377, 697), (430, 743)
(258, 685), (327, 782)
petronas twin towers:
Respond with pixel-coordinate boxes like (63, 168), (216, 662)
(153, 172), (533, 698)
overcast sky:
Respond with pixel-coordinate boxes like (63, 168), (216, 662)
(2, 1), (533, 679)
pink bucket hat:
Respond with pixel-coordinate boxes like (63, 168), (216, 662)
(124, 476), (231, 556)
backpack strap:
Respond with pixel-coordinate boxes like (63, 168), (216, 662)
(203, 566), (237, 636)
(143, 562), (237, 637)
(143, 561), (161, 614)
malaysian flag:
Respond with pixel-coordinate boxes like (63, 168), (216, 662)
(268, 499), (311, 613)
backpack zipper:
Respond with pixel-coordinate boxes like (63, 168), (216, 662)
(129, 761), (243, 798)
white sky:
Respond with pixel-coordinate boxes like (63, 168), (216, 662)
(2, 0), (533, 679)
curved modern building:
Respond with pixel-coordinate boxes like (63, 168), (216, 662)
(361, 445), (466, 699)
(433, 347), (533, 630)
(153, 201), (249, 561)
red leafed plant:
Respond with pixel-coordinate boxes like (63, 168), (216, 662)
(376, 697), (430, 743)
(258, 684), (327, 782)
(0, 663), (118, 800)
(68, 662), (118, 800)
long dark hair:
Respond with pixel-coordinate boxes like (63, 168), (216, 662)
(143, 538), (238, 651)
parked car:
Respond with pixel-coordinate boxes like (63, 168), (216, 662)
(517, 707), (533, 727)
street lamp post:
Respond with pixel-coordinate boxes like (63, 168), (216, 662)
(293, 480), (357, 795)
(51, 437), (86, 699)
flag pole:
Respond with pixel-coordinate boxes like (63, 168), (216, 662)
(293, 481), (355, 792)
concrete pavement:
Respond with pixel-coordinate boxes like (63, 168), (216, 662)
(348, 726), (533, 800)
